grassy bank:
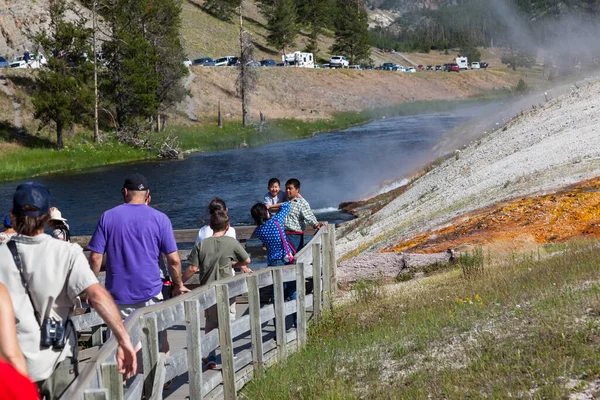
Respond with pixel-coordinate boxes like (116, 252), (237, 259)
(242, 240), (600, 398)
(1, 95), (509, 182)
(0, 139), (151, 182)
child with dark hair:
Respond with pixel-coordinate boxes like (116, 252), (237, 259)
(196, 197), (236, 243)
(263, 178), (287, 214)
(185, 210), (252, 368)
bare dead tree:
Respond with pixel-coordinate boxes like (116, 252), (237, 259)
(236, 1), (257, 129)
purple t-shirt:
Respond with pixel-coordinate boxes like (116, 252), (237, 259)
(88, 203), (178, 304)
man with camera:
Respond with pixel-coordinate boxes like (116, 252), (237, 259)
(0, 182), (137, 399)
(88, 173), (189, 355)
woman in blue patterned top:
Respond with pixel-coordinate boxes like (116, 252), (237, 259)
(251, 201), (292, 267)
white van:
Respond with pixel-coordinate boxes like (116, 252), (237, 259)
(456, 56), (468, 70)
(282, 51), (314, 68)
(471, 62), (480, 70)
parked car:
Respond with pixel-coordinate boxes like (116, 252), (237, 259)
(349, 65), (362, 70)
(10, 54), (47, 69)
(471, 62), (480, 70)
(260, 59), (276, 67)
(435, 65), (442, 71)
(396, 65), (406, 72)
(192, 57), (215, 66)
(417, 64), (424, 70)
(425, 65), (433, 70)
(214, 56), (237, 66)
(240, 60), (260, 67)
(183, 58), (192, 67)
(362, 65), (374, 70)
(320, 63), (330, 69)
(448, 63), (460, 72)
(0, 56), (9, 68)
(406, 67), (417, 73)
(480, 61), (489, 69)
(329, 55), (349, 68)
(381, 62), (395, 71)
(443, 63), (450, 71)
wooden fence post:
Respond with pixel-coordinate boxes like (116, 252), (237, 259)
(84, 388), (108, 400)
(247, 275), (264, 377)
(312, 244), (322, 320)
(91, 325), (104, 346)
(149, 353), (166, 400)
(185, 299), (204, 400)
(101, 362), (123, 400)
(216, 284), (236, 400)
(328, 224), (337, 296)
(296, 262), (307, 347)
(142, 314), (160, 398)
(321, 233), (331, 311)
(273, 269), (286, 361)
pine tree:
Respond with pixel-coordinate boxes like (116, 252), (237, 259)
(331, 0), (371, 65)
(31, 0), (95, 150)
(204, 0), (239, 21)
(266, 0), (298, 55)
(298, 0), (334, 58)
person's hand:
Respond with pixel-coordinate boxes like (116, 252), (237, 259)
(241, 266), (253, 274)
(172, 284), (191, 297)
(116, 339), (137, 379)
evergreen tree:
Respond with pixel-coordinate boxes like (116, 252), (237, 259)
(331, 0), (371, 64)
(31, 0), (95, 149)
(501, 44), (536, 70)
(266, 0), (298, 54)
(459, 41), (481, 62)
(204, 0), (239, 21)
(298, 0), (334, 58)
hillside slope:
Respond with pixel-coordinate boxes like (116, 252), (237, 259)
(337, 77), (600, 261)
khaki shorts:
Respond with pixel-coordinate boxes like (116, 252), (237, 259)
(205, 300), (237, 331)
(116, 294), (167, 351)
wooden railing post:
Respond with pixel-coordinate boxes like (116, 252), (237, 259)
(149, 353), (167, 400)
(322, 233), (331, 311)
(247, 275), (264, 377)
(84, 388), (108, 400)
(296, 262), (307, 347)
(142, 314), (160, 398)
(273, 269), (286, 361)
(184, 299), (204, 400)
(101, 362), (123, 400)
(91, 325), (104, 346)
(328, 224), (337, 296)
(312, 243), (322, 320)
(216, 284), (237, 400)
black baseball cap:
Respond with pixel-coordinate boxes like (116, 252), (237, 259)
(12, 182), (50, 217)
(123, 173), (149, 191)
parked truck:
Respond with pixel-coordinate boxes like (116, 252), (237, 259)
(282, 51), (314, 68)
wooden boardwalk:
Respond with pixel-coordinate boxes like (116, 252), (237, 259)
(66, 225), (335, 400)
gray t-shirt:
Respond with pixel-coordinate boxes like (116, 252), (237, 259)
(187, 236), (249, 286)
(0, 234), (98, 382)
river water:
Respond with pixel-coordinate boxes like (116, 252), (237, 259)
(0, 107), (490, 236)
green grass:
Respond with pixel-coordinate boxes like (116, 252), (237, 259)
(0, 137), (150, 182)
(242, 240), (600, 399)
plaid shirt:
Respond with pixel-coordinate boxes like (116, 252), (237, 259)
(283, 197), (318, 232)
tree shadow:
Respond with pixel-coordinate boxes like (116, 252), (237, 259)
(5, 75), (37, 96)
(0, 121), (54, 148)
(253, 42), (279, 57)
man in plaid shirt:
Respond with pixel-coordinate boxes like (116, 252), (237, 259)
(283, 178), (326, 252)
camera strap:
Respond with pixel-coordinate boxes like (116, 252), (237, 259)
(7, 240), (43, 328)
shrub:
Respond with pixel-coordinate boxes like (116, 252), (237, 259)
(459, 247), (484, 280)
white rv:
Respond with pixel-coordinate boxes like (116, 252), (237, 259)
(456, 56), (469, 70)
(282, 51), (314, 68)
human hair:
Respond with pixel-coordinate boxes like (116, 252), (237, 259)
(285, 178), (300, 190)
(208, 197), (227, 215)
(268, 178), (280, 188)
(251, 203), (268, 226)
(209, 211), (229, 232)
(124, 189), (149, 203)
(11, 208), (50, 236)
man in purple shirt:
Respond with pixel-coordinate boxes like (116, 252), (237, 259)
(88, 173), (189, 353)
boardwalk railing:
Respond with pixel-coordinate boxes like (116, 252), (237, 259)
(64, 224), (336, 400)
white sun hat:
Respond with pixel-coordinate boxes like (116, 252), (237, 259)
(49, 208), (67, 222)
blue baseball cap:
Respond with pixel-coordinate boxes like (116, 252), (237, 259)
(3, 215), (10, 227)
(12, 182), (50, 217)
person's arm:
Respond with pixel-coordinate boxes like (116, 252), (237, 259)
(266, 203), (282, 211)
(233, 243), (252, 273)
(235, 257), (252, 273)
(0, 284), (28, 377)
(89, 251), (103, 277)
(84, 283), (137, 378)
(165, 251), (190, 296)
(300, 201), (326, 229)
(182, 264), (198, 283)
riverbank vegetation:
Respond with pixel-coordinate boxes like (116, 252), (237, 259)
(242, 239), (600, 398)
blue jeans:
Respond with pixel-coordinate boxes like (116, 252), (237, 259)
(268, 259), (297, 329)
(286, 233), (304, 253)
